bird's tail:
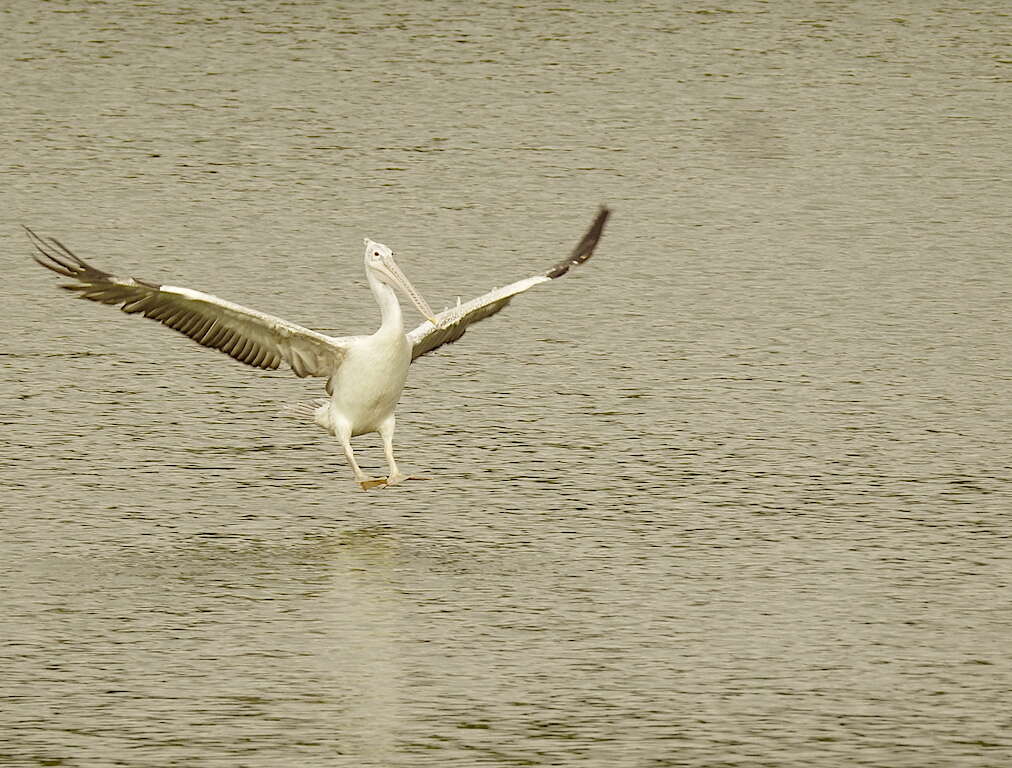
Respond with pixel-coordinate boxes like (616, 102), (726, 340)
(280, 398), (328, 422)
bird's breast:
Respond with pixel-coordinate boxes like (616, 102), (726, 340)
(328, 332), (411, 435)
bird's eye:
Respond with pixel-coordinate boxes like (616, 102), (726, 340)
(373, 251), (381, 258)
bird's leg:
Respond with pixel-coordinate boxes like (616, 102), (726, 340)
(378, 415), (407, 486)
(336, 422), (386, 491)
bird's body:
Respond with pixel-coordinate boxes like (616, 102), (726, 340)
(27, 208), (610, 489)
(329, 328), (411, 438)
(318, 324), (413, 488)
(325, 254), (413, 438)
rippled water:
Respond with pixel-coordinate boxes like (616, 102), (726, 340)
(2, 1), (1010, 766)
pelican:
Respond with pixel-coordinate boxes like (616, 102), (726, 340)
(26, 207), (610, 489)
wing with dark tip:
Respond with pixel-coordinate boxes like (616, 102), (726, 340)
(26, 227), (349, 378)
(407, 206), (610, 361)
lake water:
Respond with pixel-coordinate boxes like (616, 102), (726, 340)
(2, 1), (1010, 766)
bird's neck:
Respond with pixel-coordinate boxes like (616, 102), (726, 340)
(370, 276), (404, 337)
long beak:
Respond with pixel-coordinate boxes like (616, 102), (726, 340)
(382, 259), (438, 324)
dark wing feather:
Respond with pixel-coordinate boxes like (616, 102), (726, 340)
(26, 227), (347, 377)
(407, 206), (610, 360)
(545, 205), (610, 278)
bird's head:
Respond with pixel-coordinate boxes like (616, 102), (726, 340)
(363, 238), (437, 324)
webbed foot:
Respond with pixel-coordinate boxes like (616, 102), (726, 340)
(357, 474), (431, 490)
(384, 472), (408, 487)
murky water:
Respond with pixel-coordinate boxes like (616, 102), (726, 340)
(2, 1), (1010, 766)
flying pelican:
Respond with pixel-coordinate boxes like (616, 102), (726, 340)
(26, 207), (610, 489)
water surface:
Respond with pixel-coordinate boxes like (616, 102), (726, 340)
(2, 1), (1010, 766)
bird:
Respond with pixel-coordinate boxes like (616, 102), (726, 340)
(26, 207), (610, 490)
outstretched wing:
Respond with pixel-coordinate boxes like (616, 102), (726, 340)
(407, 206), (610, 361)
(27, 227), (348, 378)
